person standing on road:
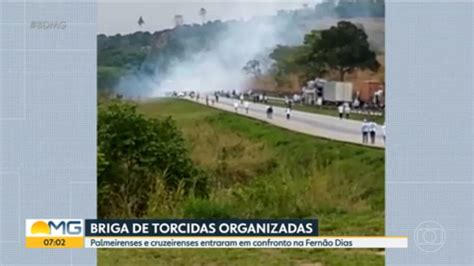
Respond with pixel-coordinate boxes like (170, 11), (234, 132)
(338, 104), (344, 119)
(344, 103), (351, 119)
(244, 101), (250, 114)
(234, 102), (239, 113)
(286, 108), (291, 120)
(362, 119), (370, 144)
(240, 94), (244, 104)
(369, 121), (377, 144)
(266, 105), (273, 119)
(205, 95), (209, 106)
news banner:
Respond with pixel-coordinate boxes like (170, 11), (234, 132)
(25, 219), (407, 249)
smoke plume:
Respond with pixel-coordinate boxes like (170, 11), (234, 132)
(114, 14), (304, 98)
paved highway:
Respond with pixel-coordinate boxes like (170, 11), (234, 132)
(189, 96), (384, 148)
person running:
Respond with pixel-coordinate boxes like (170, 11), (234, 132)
(344, 103), (351, 119)
(286, 108), (291, 120)
(215, 93), (219, 103)
(234, 102), (239, 113)
(362, 119), (370, 144)
(244, 101), (250, 114)
(205, 95), (209, 106)
(369, 121), (377, 144)
(338, 104), (344, 119)
(240, 94), (244, 105)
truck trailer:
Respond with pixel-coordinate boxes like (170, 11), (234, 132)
(353, 80), (384, 103)
(323, 81), (353, 103)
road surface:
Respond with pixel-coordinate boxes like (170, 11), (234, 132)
(189, 96), (384, 148)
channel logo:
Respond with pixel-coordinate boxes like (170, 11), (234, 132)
(26, 219), (84, 237)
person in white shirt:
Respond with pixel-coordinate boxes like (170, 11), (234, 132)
(244, 101), (250, 114)
(369, 121), (377, 144)
(362, 119), (370, 144)
(286, 108), (291, 120)
(234, 102), (239, 113)
(338, 104), (344, 119)
(240, 94), (244, 104)
(344, 104), (351, 119)
(316, 97), (323, 107)
(353, 98), (360, 109)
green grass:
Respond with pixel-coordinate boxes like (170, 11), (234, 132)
(99, 98), (384, 265)
(267, 99), (385, 124)
(99, 249), (384, 265)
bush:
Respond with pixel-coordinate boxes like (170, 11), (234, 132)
(98, 101), (207, 218)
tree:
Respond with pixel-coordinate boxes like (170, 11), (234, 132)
(98, 66), (123, 91)
(137, 16), (145, 27)
(304, 21), (380, 81)
(243, 59), (262, 79)
(269, 45), (314, 87)
(98, 101), (207, 218)
(199, 8), (207, 24)
(335, 0), (385, 18)
(314, 0), (337, 17)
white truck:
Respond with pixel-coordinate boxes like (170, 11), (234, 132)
(323, 81), (353, 103)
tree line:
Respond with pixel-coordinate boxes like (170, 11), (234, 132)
(247, 20), (379, 89)
(97, 1), (384, 93)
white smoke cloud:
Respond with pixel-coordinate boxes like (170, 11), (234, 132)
(107, 2), (383, 98)
(114, 13), (305, 98)
(149, 18), (287, 96)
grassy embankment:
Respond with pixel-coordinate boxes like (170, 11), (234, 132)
(99, 99), (384, 265)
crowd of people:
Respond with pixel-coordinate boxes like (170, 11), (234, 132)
(232, 99), (384, 145)
(187, 91), (385, 145)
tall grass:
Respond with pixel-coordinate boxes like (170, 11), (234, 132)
(99, 99), (385, 265)
(136, 99), (384, 235)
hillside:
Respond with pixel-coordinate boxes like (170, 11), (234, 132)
(98, 98), (384, 265)
(98, 1), (385, 96)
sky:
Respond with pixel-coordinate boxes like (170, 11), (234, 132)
(98, 1), (317, 34)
